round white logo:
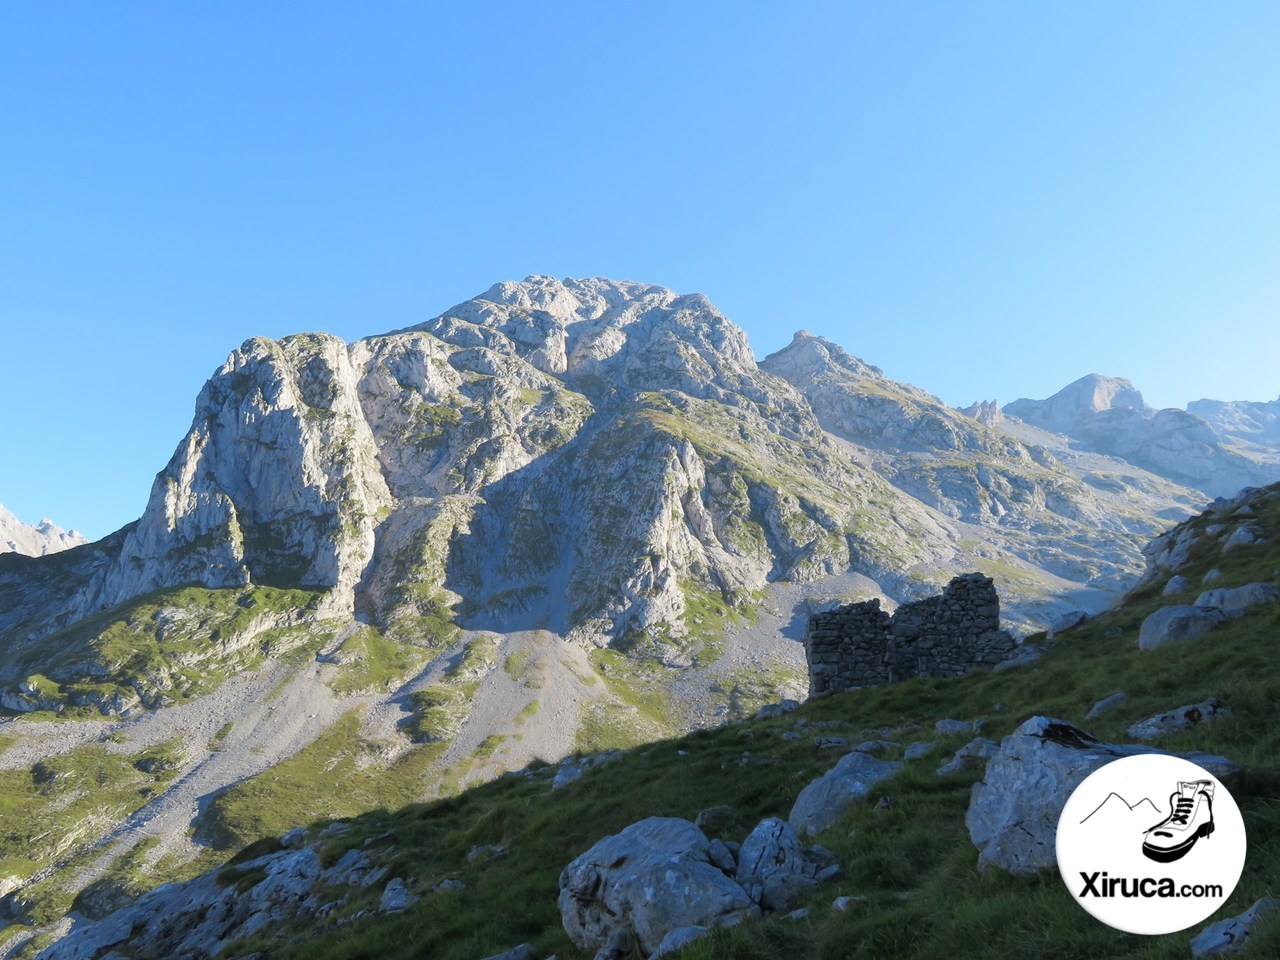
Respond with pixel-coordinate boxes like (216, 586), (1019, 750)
(1056, 754), (1246, 934)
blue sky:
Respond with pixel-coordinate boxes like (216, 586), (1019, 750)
(2, 2), (1278, 539)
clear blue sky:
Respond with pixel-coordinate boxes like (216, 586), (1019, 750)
(2, 2), (1278, 540)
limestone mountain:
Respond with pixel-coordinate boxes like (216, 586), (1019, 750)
(1, 279), (1214, 720)
(1004, 375), (1280, 497)
(0, 276), (1249, 946)
(760, 335), (1199, 588)
(0, 505), (85, 557)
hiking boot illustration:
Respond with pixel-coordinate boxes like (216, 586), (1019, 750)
(1142, 780), (1215, 863)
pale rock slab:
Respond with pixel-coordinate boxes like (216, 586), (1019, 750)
(557, 818), (757, 956)
(1138, 605), (1226, 651)
(788, 751), (902, 837)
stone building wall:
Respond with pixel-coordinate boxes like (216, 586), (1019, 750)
(805, 572), (1017, 697)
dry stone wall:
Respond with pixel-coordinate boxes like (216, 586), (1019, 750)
(805, 572), (1017, 697)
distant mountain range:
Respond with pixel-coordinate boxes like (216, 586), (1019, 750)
(0, 505), (85, 557)
(1004, 375), (1280, 497)
(7, 278), (1280, 708)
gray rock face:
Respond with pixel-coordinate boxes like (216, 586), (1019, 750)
(1127, 698), (1231, 740)
(1189, 896), (1280, 957)
(1047, 609), (1089, 639)
(788, 751), (902, 837)
(934, 718), (974, 736)
(754, 699), (800, 720)
(1138, 605), (1226, 651)
(903, 741), (937, 760)
(1194, 583), (1280, 619)
(1221, 525), (1264, 550)
(1162, 575), (1190, 596)
(557, 817), (758, 956)
(966, 716), (1239, 875)
(734, 817), (818, 912)
(35, 846), (335, 960)
(379, 877), (418, 913)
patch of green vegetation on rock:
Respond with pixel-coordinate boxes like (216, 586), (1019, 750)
(0, 585), (326, 716)
(575, 649), (683, 753)
(326, 627), (432, 695)
(0, 740), (189, 924)
(403, 637), (499, 743)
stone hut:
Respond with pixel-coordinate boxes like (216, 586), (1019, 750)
(805, 572), (1017, 697)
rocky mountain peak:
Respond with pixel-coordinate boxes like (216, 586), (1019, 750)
(0, 505), (87, 557)
(960, 400), (1003, 426)
(402, 276), (756, 393)
(1005, 374), (1150, 435)
(760, 330), (884, 385)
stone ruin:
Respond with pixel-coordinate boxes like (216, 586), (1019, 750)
(805, 572), (1017, 697)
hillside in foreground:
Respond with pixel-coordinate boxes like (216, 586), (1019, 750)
(24, 482), (1280, 959)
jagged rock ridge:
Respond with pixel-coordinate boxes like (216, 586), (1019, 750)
(0, 505), (85, 557)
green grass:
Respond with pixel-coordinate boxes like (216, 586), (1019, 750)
(0, 584), (325, 716)
(213, 491), (1280, 960)
(0, 739), (186, 924)
(573, 648), (684, 752)
(198, 709), (452, 851)
(326, 627), (433, 695)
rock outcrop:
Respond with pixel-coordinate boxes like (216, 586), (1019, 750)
(557, 818), (758, 956)
(1138, 605), (1227, 650)
(762, 334), (1204, 589)
(1127, 697), (1230, 740)
(34, 844), (397, 960)
(1189, 896), (1280, 957)
(788, 748), (902, 836)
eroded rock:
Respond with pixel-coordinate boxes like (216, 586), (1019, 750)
(557, 818), (757, 956)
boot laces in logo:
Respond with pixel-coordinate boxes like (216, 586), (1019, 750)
(1057, 754), (1245, 934)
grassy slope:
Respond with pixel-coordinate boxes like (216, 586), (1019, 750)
(0, 585), (326, 717)
(213, 496), (1280, 960)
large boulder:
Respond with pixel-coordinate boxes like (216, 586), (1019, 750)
(1138, 605), (1226, 651)
(1194, 583), (1280, 619)
(558, 817), (757, 956)
(966, 716), (1239, 876)
(788, 750), (902, 837)
(733, 817), (835, 912)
